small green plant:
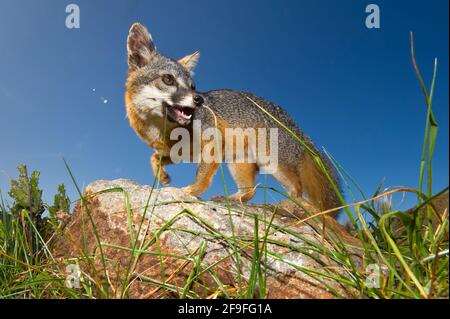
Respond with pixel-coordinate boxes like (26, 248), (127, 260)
(7, 164), (46, 263)
(8, 165), (45, 224)
(48, 185), (71, 216)
(47, 184), (71, 229)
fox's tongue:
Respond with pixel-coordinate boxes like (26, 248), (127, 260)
(174, 107), (192, 120)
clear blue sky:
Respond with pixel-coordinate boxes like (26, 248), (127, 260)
(0, 0), (448, 213)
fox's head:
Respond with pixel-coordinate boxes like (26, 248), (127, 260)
(125, 23), (203, 126)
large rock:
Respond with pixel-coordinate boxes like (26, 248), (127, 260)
(53, 179), (362, 299)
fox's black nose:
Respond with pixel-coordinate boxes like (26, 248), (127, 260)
(193, 95), (204, 106)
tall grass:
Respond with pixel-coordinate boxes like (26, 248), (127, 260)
(0, 34), (448, 299)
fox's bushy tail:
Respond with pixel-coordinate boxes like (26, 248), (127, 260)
(299, 150), (342, 215)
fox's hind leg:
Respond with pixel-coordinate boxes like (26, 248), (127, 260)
(270, 165), (303, 199)
(271, 164), (319, 215)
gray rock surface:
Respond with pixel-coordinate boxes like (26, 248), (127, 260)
(53, 179), (362, 298)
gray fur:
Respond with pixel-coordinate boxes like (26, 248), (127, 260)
(131, 54), (195, 91)
(195, 90), (342, 208)
(195, 90), (309, 168)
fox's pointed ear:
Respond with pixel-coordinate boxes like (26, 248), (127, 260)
(127, 23), (156, 72)
(178, 51), (200, 74)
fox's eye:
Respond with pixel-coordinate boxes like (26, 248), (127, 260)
(190, 83), (196, 91)
(162, 74), (175, 86)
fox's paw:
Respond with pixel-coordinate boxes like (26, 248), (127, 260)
(181, 186), (198, 197)
(210, 191), (255, 204)
(209, 195), (244, 204)
(157, 172), (171, 186)
(279, 198), (317, 217)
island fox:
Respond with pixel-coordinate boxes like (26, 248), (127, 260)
(125, 22), (341, 212)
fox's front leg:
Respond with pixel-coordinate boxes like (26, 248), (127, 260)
(150, 153), (173, 185)
(182, 161), (219, 197)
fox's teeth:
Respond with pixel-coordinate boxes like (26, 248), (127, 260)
(174, 107), (192, 120)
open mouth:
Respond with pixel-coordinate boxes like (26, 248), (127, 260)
(173, 105), (193, 121)
(164, 103), (195, 125)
